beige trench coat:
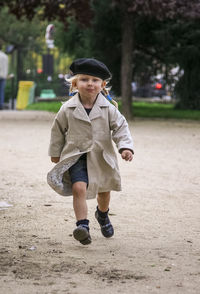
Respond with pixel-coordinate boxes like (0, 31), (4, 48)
(47, 93), (134, 199)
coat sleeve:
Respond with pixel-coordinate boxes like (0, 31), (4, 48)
(109, 106), (134, 153)
(48, 104), (68, 157)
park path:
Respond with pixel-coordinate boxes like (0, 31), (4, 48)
(0, 110), (200, 294)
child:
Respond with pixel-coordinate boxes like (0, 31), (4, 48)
(47, 58), (134, 245)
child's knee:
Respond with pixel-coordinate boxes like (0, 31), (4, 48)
(72, 182), (87, 197)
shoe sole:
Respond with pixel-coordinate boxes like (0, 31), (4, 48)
(73, 227), (91, 245)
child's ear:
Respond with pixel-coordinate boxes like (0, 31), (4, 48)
(72, 80), (77, 88)
(102, 81), (106, 88)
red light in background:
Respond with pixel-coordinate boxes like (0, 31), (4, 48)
(155, 83), (162, 89)
(37, 68), (43, 74)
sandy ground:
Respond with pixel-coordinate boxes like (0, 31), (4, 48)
(0, 110), (200, 294)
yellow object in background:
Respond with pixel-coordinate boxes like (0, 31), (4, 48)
(16, 81), (35, 110)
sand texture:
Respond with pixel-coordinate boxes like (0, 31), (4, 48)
(0, 110), (200, 294)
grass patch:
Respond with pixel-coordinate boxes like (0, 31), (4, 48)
(132, 102), (200, 120)
(26, 101), (200, 120)
(26, 101), (62, 113)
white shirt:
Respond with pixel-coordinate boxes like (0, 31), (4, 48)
(0, 51), (8, 79)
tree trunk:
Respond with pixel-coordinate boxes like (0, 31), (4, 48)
(121, 10), (133, 120)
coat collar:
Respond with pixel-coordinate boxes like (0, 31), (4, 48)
(66, 93), (110, 122)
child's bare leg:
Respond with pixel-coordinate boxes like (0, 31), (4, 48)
(72, 181), (91, 245)
(72, 181), (87, 220)
(97, 191), (110, 212)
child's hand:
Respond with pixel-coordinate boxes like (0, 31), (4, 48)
(121, 150), (133, 161)
(51, 157), (60, 163)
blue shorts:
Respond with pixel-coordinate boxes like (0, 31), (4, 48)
(68, 155), (88, 185)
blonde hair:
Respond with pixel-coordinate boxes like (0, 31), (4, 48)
(66, 74), (118, 108)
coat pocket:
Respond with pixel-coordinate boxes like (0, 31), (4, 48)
(102, 151), (115, 169)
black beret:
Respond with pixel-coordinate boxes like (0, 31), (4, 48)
(69, 58), (112, 80)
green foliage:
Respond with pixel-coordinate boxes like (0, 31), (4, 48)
(175, 47), (200, 109)
(133, 17), (162, 84)
(55, 1), (122, 95)
(0, 7), (49, 97)
(0, 7), (46, 50)
(149, 20), (200, 109)
(88, 1), (122, 95)
(54, 19), (93, 58)
(2, 0), (200, 111)
(172, 22), (200, 109)
(54, 2), (200, 108)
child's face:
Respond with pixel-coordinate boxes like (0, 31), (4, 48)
(74, 74), (106, 100)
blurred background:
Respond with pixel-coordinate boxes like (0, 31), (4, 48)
(0, 0), (200, 119)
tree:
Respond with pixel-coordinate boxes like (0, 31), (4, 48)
(112, 0), (200, 118)
(54, 19), (94, 59)
(56, 0), (200, 114)
(55, 0), (200, 116)
(2, 0), (200, 115)
(140, 18), (200, 109)
(0, 0), (93, 27)
(54, 1), (122, 96)
(0, 0), (93, 96)
(0, 7), (47, 90)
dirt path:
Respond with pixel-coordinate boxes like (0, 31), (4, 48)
(0, 110), (200, 294)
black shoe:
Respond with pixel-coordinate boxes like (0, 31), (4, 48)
(73, 225), (92, 245)
(95, 210), (114, 238)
